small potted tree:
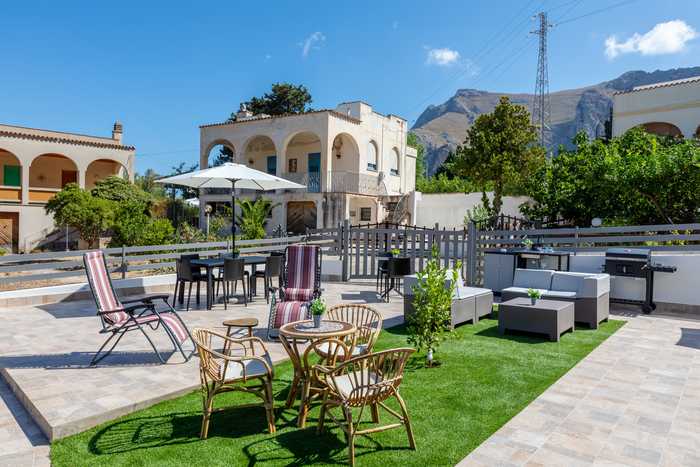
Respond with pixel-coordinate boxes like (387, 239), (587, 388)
(407, 245), (459, 367)
(527, 288), (541, 305)
(310, 298), (326, 328)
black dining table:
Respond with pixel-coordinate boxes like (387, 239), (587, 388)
(190, 255), (268, 310)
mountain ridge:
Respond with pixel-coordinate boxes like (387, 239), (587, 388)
(412, 66), (700, 174)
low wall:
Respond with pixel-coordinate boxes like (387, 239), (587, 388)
(413, 192), (530, 228)
(571, 252), (700, 309)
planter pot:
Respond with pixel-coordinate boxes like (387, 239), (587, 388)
(313, 314), (322, 328)
(530, 297), (537, 306)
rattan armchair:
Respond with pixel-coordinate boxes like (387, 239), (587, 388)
(316, 304), (382, 360)
(314, 348), (416, 466)
(192, 328), (276, 438)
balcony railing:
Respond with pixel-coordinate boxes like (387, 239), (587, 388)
(282, 172), (321, 193)
(279, 171), (386, 196)
(0, 186), (21, 202)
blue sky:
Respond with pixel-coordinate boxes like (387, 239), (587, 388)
(1, 0), (699, 174)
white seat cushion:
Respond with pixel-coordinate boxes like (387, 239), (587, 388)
(223, 354), (272, 380)
(456, 286), (492, 300)
(315, 342), (368, 358)
(502, 286), (549, 297)
(513, 269), (554, 290)
(332, 369), (380, 398)
(542, 290), (578, 299)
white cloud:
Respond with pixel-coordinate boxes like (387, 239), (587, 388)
(299, 31), (326, 58)
(425, 47), (461, 66)
(605, 20), (698, 59)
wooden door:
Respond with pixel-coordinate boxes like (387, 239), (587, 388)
(61, 170), (78, 187)
(0, 212), (19, 253)
(286, 201), (317, 235)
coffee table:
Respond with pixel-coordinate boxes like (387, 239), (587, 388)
(499, 297), (574, 342)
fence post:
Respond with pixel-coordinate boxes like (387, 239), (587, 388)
(120, 246), (127, 280)
(341, 219), (350, 281)
(467, 221), (477, 286)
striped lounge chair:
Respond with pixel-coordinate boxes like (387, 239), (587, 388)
(83, 250), (194, 365)
(267, 244), (322, 339)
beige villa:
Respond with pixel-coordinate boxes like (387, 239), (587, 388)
(613, 75), (700, 138)
(198, 101), (417, 234)
(0, 122), (135, 252)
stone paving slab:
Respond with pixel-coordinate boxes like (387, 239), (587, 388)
(458, 312), (700, 467)
(0, 280), (403, 448)
(0, 379), (49, 467)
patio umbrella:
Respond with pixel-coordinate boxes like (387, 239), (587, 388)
(156, 162), (306, 253)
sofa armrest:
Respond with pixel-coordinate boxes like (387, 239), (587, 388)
(580, 274), (610, 298)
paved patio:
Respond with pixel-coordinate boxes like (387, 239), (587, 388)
(0, 279), (403, 465)
(459, 311), (700, 467)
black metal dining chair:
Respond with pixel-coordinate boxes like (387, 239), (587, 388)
(173, 255), (205, 311)
(376, 252), (391, 295)
(250, 255), (283, 303)
(222, 258), (250, 308)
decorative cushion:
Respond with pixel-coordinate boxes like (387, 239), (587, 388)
(283, 288), (315, 302)
(286, 245), (317, 290)
(273, 301), (310, 329)
(550, 272), (590, 294)
(223, 353), (273, 380)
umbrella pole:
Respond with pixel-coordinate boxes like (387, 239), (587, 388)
(231, 179), (237, 254)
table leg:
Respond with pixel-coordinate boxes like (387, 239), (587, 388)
(207, 267), (214, 310)
(251, 264), (257, 297)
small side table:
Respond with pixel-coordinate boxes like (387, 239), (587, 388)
(223, 317), (258, 338)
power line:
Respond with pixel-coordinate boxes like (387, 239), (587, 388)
(555, 0), (638, 26)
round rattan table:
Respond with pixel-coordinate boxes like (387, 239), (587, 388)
(279, 319), (356, 428)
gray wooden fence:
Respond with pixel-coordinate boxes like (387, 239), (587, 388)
(0, 236), (307, 286)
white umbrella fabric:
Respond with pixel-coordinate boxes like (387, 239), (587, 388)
(157, 162), (306, 252)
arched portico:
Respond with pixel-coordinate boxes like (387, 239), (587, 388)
(242, 135), (277, 174)
(29, 153), (78, 203)
(0, 149), (22, 202)
(283, 131), (322, 192)
(203, 138), (236, 167)
(85, 158), (129, 189)
(639, 122), (683, 138)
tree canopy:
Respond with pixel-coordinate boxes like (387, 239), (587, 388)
(522, 128), (700, 226)
(243, 83), (312, 116)
(450, 96), (545, 216)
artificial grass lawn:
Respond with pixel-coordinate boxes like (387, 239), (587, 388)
(52, 317), (624, 466)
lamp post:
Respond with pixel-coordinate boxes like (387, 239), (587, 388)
(205, 204), (212, 237)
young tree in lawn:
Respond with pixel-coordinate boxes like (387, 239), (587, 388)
(451, 96), (545, 216)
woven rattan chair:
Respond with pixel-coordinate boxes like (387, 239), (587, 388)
(191, 328), (276, 438)
(315, 348), (416, 466)
(315, 304), (382, 361)
(84, 250), (193, 365)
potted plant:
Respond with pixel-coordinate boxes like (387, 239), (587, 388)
(390, 248), (401, 257)
(522, 237), (533, 250)
(527, 288), (541, 305)
(310, 298), (326, 328)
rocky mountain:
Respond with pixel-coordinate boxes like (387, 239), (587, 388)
(412, 67), (700, 174)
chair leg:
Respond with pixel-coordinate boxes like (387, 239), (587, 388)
(196, 281), (200, 305)
(317, 392), (329, 433)
(344, 407), (356, 467)
(298, 379), (311, 428)
(201, 392), (215, 439)
(223, 281), (227, 311)
(395, 392), (416, 450)
(286, 374), (300, 409)
(371, 403), (380, 423)
(172, 280), (179, 307)
(186, 282), (192, 311)
(264, 378), (276, 434)
(243, 280), (247, 307)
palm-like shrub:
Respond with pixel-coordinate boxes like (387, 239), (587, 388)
(235, 198), (277, 240)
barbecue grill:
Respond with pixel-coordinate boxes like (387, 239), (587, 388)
(603, 248), (676, 313)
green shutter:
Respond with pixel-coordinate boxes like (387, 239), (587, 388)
(3, 166), (20, 187)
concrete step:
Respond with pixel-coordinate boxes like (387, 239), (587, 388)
(0, 377), (49, 467)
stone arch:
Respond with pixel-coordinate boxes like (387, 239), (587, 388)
(203, 138), (236, 166)
(283, 131), (322, 191)
(241, 135), (277, 174)
(29, 153), (79, 202)
(389, 146), (400, 176)
(330, 132), (360, 173)
(639, 122), (683, 138)
(85, 158), (129, 190)
(0, 148), (22, 202)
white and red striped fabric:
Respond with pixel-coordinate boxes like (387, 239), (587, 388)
(84, 251), (128, 324)
(132, 312), (189, 344)
(273, 301), (310, 329)
(283, 288), (315, 302)
(286, 245), (316, 290)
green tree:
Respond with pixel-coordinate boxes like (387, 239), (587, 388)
(235, 198), (277, 240)
(244, 83), (312, 116)
(407, 132), (427, 184)
(91, 176), (152, 209)
(407, 245), (459, 367)
(135, 169), (166, 197)
(45, 184), (114, 248)
(451, 96), (545, 216)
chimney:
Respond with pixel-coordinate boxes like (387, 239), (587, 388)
(112, 121), (123, 143)
(236, 103), (254, 121)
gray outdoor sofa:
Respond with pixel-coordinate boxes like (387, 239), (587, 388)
(501, 269), (610, 328)
(403, 270), (493, 328)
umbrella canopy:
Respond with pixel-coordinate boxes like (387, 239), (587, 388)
(157, 163), (306, 251)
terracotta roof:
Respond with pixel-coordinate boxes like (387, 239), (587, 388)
(614, 75), (700, 95)
(0, 124), (135, 151)
(199, 109), (361, 128)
